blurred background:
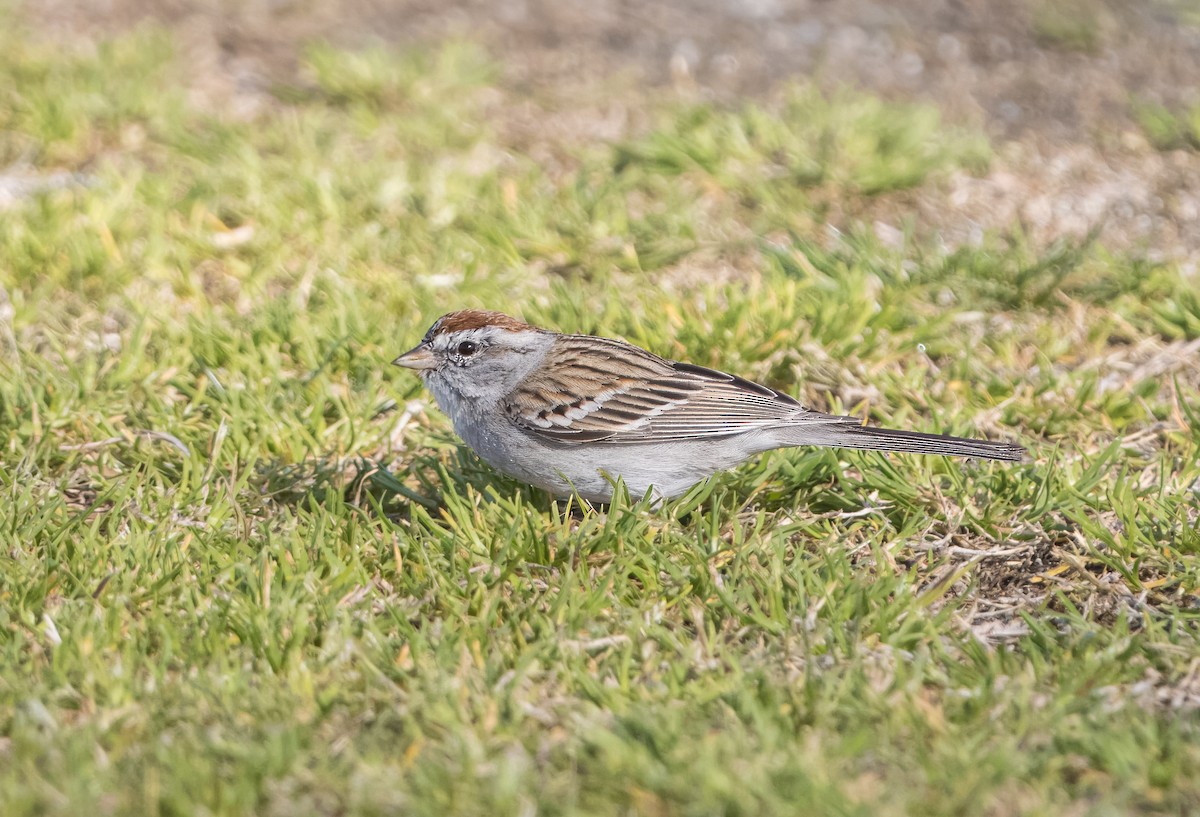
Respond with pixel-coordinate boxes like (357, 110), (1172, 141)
(14, 0), (1200, 259)
(12, 0), (1200, 262)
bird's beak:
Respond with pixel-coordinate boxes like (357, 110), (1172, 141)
(392, 345), (438, 371)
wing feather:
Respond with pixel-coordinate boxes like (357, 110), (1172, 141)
(502, 335), (856, 444)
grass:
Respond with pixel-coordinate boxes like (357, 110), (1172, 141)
(1133, 97), (1200, 152)
(1029, 0), (1114, 54)
(1, 20), (1199, 817)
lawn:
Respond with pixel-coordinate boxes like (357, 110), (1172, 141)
(1, 21), (1199, 817)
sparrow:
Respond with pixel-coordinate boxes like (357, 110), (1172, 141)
(393, 309), (1026, 503)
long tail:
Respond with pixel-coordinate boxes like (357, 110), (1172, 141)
(801, 422), (1027, 462)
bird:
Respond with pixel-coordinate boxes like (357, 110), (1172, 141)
(393, 309), (1026, 503)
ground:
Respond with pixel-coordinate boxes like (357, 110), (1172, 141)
(23, 0), (1200, 261)
(1, 0), (1199, 815)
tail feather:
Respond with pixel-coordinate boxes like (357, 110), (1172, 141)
(811, 423), (1027, 462)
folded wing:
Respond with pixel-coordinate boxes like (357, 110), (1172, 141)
(502, 334), (853, 444)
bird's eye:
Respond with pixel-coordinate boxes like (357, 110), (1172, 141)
(456, 340), (478, 356)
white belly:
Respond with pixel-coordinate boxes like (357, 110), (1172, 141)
(472, 427), (775, 503)
(428, 378), (776, 503)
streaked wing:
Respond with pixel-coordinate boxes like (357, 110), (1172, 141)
(502, 334), (854, 444)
